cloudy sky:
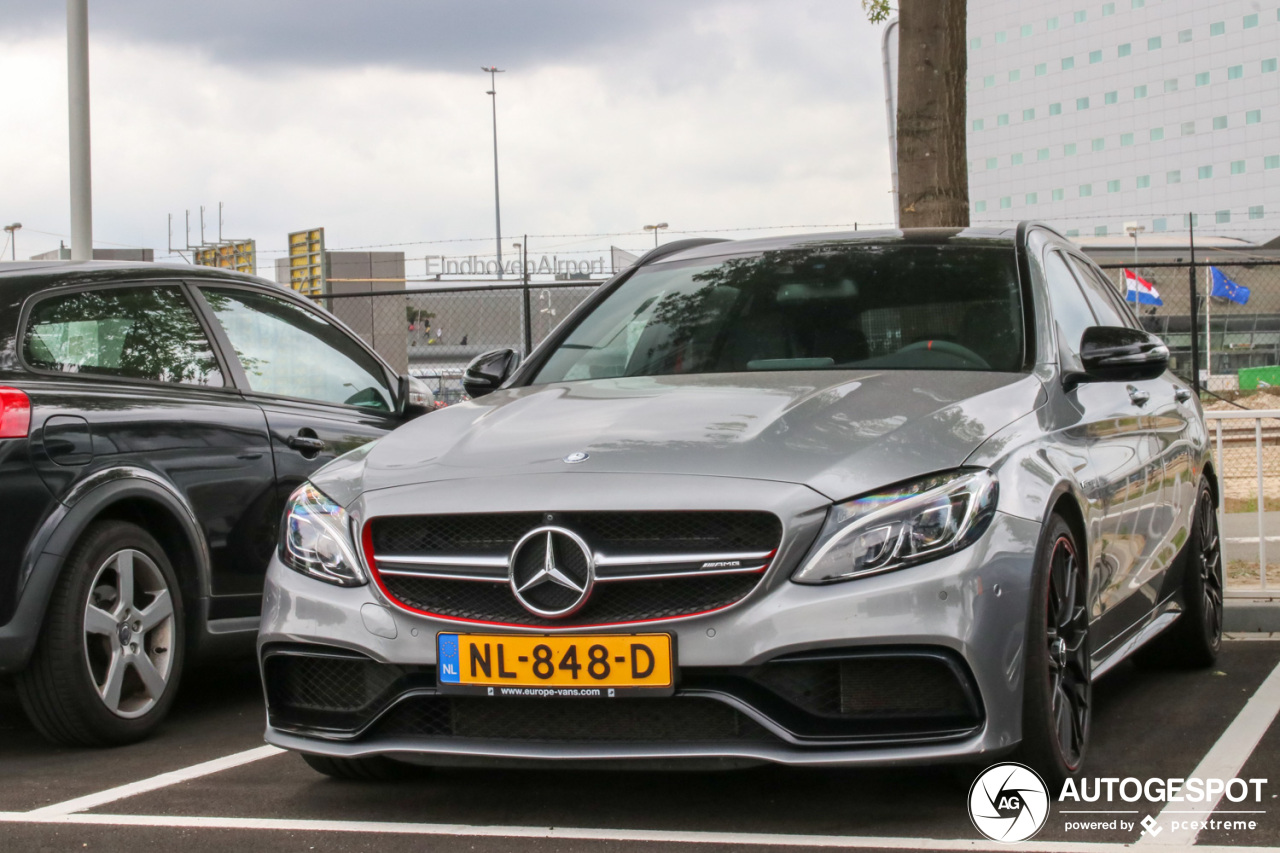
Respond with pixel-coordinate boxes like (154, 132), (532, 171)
(0, 1), (894, 274)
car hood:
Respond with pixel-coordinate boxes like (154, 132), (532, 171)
(342, 371), (1044, 502)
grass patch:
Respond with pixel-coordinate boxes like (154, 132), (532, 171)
(1226, 560), (1279, 588)
(1223, 496), (1280, 514)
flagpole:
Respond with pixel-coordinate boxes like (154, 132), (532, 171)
(1188, 215), (1199, 396)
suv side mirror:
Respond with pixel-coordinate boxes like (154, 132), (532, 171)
(398, 375), (436, 419)
(1067, 326), (1169, 389)
(463, 349), (519, 399)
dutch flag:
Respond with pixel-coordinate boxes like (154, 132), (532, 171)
(1124, 268), (1163, 306)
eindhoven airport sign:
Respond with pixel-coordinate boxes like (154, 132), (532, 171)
(424, 254), (614, 277)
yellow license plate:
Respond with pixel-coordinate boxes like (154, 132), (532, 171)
(436, 633), (674, 696)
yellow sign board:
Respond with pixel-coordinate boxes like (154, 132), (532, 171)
(287, 228), (326, 296)
(193, 240), (256, 275)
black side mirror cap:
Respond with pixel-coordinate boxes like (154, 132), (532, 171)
(1065, 326), (1170, 390)
(463, 349), (519, 399)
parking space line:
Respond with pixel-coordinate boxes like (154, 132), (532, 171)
(0, 811), (1275, 852)
(1140, 658), (1280, 846)
(23, 745), (284, 817)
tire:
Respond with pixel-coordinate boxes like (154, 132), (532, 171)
(1015, 514), (1091, 789)
(300, 752), (423, 781)
(16, 521), (185, 747)
(1135, 478), (1223, 669)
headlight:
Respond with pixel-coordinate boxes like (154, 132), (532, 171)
(792, 469), (998, 584)
(280, 483), (368, 587)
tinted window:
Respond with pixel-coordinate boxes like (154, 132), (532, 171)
(23, 286), (224, 386)
(202, 288), (393, 411)
(533, 244), (1025, 382)
(1065, 255), (1130, 327)
(1042, 251), (1097, 359)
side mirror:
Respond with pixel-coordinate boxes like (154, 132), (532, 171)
(397, 375), (436, 419)
(1067, 326), (1169, 389)
(463, 349), (519, 399)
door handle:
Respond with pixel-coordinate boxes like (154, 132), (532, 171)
(286, 434), (327, 453)
(1174, 387), (1192, 403)
(1127, 385), (1150, 407)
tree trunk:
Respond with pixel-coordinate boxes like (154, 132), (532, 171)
(896, 0), (969, 228)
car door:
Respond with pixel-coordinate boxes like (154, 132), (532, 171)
(1040, 248), (1155, 650)
(19, 281), (277, 622)
(192, 285), (401, 539)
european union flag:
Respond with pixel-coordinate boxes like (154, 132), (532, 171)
(1210, 266), (1250, 305)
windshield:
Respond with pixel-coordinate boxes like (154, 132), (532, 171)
(533, 243), (1025, 383)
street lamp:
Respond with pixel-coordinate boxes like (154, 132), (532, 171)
(1124, 221), (1145, 272)
(482, 66), (505, 279)
(643, 222), (668, 248)
(3, 223), (21, 260)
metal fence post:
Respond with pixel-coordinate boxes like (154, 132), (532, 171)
(522, 233), (533, 356)
(1187, 216), (1200, 395)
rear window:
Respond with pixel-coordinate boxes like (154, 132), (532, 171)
(23, 285), (224, 386)
(533, 243), (1025, 383)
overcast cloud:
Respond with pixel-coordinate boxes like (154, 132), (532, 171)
(0, 1), (893, 270)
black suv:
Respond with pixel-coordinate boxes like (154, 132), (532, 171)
(0, 261), (429, 745)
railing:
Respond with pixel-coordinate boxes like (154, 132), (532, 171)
(1205, 409), (1280, 598)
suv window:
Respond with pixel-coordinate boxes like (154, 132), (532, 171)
(1041, 250), (1097, 360)
(23, 285), (224, 386)
(1065, 255), (1131, 328)
(201, 288), (393, 411)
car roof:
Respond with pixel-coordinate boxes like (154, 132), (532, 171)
(0, 260), (279, 291)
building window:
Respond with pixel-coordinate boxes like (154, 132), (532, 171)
(1216, 210), (1231, 224)
(1105, 91), (1118, 104)
(1231, 160), (1245, 174)
(1107, 179), (1121, 193)
(1047, 16), (1059, 30)
(996, 31), (1007, 44)
(1150, 127), (1164, 141)
(984, 74), (996, 88)
(1246, 110), (1261, 124)
(998, 113), (1009, 126)
(986, 157), (998, 169)
(975, 201), (987, 213)
(1095, 226), (1108, 236)
(1009, 69), (1021, 82)
(1038, 148), (1050, 161)
(1065, 142), (1077, 156)
(973, 118), (984, 131)
(1210, 21), (1225, 36)
(1244, 14), (1258, 29)
(1050, 102), (1062, 115)
(1134, 84), (1147, 98)
(1066, 230), (1080, 238)
(1026, 192), (1038, 204)
(1103, 3), (1115, 15)
(1153, 218), (1167, 232)
(970, 37), (981, 50)
(1196, 72), (1210, 86)
(1228, 65), (1243, 80)
(1118, 43), (1131, 57)
(1132, 0), (1144, 7)
(1011, 153), (1024, 165)
(1021, 24), (1033, 37)
(1023, 108), (1035, 120)
(1136, 174), (1150, 188)
(1165, 78), (1180, 92)
(1074, 10), (1086, 23)
(1062, 56), (1075, 70)
(1092, 137), (1105, 151)
(1184, 213), (1198, 228)
(1213, 116), (1227, 130)
(1121, 132), (1134, 146)
(1181, 121), (1195, 135)
(1000, 196), (1012, 209)
(1079, 184), (1093, 197)
(1250, 206), (1265, 220)
(1035, 62), (1047, 76)
(1263, 59), (1278, 73)
(1178, 29), (1192, 43)
(1077, 97), (1090, 110)
(1198, 165), (1213, 179)
(1167, 170), (1181, 183)
(1148, 36), (1161, 50)
(1052, 188), (1065, 201)
(1267, 155), (1280, 170)
(1090, 50), (1103, 64)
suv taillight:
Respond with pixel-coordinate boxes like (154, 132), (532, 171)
(0, 387), (31, 438)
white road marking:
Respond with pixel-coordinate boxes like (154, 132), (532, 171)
(0, 811), (1275, 852)
(1139, 658), (1280, 846)
(24, 745), (284, 817)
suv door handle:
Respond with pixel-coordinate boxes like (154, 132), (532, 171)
(1175, 387), (1192, 403)
(286, 434), (326, 453)
(1127, 385), (1150, 407)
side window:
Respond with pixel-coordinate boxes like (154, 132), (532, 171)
(23, 285), (224, 386)
(1065, 255), (1132, 328)
(201, 288), (394, 411)
(1041, 250), (1097, 361)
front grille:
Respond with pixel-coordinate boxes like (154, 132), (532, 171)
(382, 572), (761, 626)
(263, 649), (429, 733)
(373, 513), (543, 557)
(373, 695), (776, 743)
(751, 655), (978, 719)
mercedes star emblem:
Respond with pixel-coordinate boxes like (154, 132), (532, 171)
(508, 526), (595, 618)
(563, 451), (589, 463)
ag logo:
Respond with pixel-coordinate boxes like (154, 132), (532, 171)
(968, 763), (1050, 843)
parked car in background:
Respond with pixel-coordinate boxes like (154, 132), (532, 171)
(0, 261), (432, 746)
(258, 224), (1219, 786)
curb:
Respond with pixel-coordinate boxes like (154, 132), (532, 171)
(1225, 600), (1280, 633)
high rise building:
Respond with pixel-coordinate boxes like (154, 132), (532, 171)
(893, 1), (1280, 238)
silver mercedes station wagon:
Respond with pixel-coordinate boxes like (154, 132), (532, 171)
(259, 224), (1220, 786)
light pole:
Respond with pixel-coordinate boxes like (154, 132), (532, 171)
(482, 66), (505, 279)
(3, 223), (21, 260)
(643, 222), (668, 248)
(68, 0), (93, 260)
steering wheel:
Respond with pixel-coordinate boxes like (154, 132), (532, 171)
(895, 339), (991, 369)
